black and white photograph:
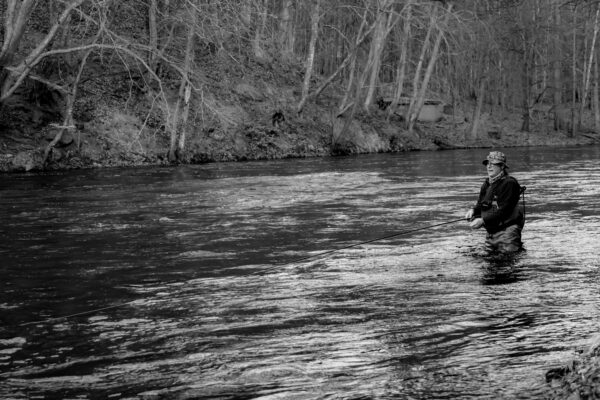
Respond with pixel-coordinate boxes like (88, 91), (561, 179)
(1, 1), (599, 399)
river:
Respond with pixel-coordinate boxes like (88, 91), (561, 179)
(1, 146), (599, 399)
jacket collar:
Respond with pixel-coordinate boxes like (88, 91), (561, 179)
(487, 170), (507, 185)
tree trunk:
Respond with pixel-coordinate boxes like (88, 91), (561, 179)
(570, 7), (577, 137)
(296, 0), (320, 114)
(337, 6), (378, 115)
(405, 3), (436, 130)
(279, 0), (295, 61)
(553, 0), (562, 131)
(253, 0), (269, 61)
(168, 3), (196, 162)
(148, 0), (159, 71)
(470, 74), (486, 141)
(579, 5), (599, 132)
(333, 65), (368, 146)
(520, 45), (531, 132)
(0, 0), (84, 104)
(408, 3), (452, 134)
(0, 0), (37, 65)
(42, 47), (92, 166)
(388, 0), (412, 120)
(334, 33), (377, 145)
(51, 2), (74, 69)
(177, 84), (192, 157)
(363, 1), (393, 111)
(0, 0), (38, 99)
(240, 1), (252, 27)
(595, 50), (600, 132)
(339, 52), (358, 115)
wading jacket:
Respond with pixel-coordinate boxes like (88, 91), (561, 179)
(473, 173), (524, 234)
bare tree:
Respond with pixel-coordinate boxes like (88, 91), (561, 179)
(0, 0), (85, 104)
(279, 0), (295, 61)
(404, 4), (435, 131)
(148, 0), (159, 71)
(387, 0), (412, 120)
(253, 0), (270, 61)
(168, 2), (197, 162)
(578, 3), (600, 131)
(406, 2), (452, 134)
(553, 0), (563, 131)
(568, 5), (577, 137)
(42, 45), (95, 165)
(296, 0), (321, 113)
(469, 52), (487, 141)
(595, 50), (600, 132)
(363, 0), (395, 110)
(297, 2), (374, 114)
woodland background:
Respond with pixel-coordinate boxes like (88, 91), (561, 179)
(1, 0), (600, 172)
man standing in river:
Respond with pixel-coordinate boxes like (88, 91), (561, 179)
(465, 151), (525, 253)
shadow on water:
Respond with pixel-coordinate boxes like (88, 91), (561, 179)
(480, 253), (525, 285)
(463, 245), (527, 285)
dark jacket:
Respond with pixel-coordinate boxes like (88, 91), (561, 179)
(473, 173), (524, 234)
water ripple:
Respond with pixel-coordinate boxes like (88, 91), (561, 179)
(2, 148), (600, 398)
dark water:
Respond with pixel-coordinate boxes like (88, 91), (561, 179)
(1, 146), (599, 399)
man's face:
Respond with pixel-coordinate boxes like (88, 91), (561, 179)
(486, 162), (503, 178)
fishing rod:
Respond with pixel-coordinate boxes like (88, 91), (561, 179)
(280, 217), (466, 266)
(521, 186), (527, 221)
(17, 177), (529, 327)
(20, 216), (466, 327)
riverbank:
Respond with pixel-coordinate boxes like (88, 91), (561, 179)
(547, 337), (600, 399)
(2, 48), (599, 173)
(2, 101), (597, 173)
(2, 113), (600, 398)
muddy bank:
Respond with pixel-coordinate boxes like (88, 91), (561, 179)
(1, 101), (598, 174)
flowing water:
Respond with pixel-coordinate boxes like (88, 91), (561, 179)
(1, 146), (599, 399)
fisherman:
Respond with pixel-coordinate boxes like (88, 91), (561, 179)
(465, 151), (525, 253)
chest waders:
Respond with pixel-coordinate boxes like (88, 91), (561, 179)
(483, 186), (526, 253)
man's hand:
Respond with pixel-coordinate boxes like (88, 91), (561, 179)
(465, 208), (475, 221)
(469, 218), (484, 229)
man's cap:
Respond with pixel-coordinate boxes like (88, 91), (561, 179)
(482, 151), (508, 168)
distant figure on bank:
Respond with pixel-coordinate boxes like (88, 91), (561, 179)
(272, 110), (285, 128)
(465, 151), (525, 253)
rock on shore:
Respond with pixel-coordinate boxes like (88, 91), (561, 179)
(546, 336), (600, 399)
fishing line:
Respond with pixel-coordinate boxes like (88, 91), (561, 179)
(270, 217), (466, 267)
(20, 304), (136, 327)
(19, 216), (465, 327)
(17, 179), (530, 328)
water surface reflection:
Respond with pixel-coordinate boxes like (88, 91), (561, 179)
(1, 146), (599, 399)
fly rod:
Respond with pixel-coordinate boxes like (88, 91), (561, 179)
(279, 217), (465, 265)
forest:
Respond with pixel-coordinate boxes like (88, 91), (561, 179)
(1, 0), (600, 171)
